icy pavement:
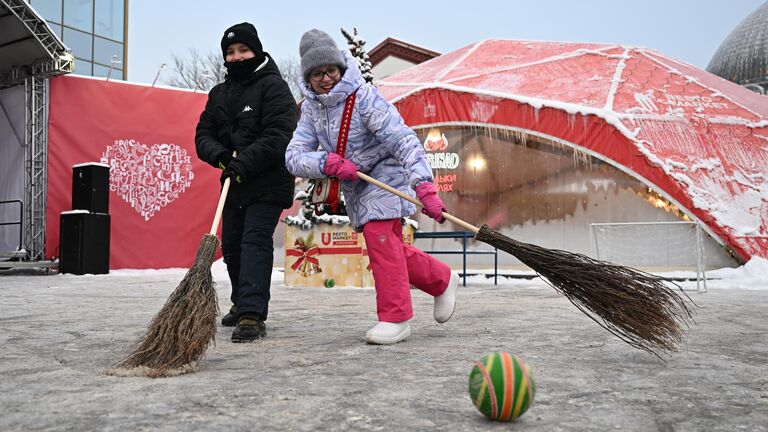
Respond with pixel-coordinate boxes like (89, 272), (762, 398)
(1, 260), (767, 431)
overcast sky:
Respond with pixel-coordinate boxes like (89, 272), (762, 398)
(126, 0), (766, 85)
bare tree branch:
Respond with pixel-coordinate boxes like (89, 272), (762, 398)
(163, 49), (301, 99)
(164, 49), (226, 91)
(276, 57), (302, 101)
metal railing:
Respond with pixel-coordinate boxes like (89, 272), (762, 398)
(0, 199), (24, 256)
(414, 230), (498, 286)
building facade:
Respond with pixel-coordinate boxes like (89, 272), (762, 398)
(368, 37), (439, 80)
(29, 0), (128, 80)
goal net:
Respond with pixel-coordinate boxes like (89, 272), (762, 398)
(589, 221), (707, 292)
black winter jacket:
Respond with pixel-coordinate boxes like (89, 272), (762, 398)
(195, 56), (297, 209)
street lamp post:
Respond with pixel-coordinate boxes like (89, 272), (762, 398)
(106, 55), (122, 81)
(152, 63), (167, 87)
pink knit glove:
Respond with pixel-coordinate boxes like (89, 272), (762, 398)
(323, 153), (359, 181)
(415, 182), (446, 223)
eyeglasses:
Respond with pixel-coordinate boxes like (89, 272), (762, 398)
(309, 66), (340, 82)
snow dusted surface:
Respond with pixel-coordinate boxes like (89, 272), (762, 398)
(2, 258), (767, 430)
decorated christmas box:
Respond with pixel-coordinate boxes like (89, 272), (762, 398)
(284, 223), (364, 288)
(284, 180), (420, 288)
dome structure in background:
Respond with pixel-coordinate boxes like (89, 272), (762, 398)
(706, 1), (768, 94)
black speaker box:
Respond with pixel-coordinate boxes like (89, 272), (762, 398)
(72, 163), (110, 213)
(59, 211), (110, 275)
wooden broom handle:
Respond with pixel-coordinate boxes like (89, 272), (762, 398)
(209, 177), (231, 235)
(209, 151), (236, 235)
(356, 171), (479, 234)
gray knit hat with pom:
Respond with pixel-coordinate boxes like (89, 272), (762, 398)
(299, 29), (345, 81)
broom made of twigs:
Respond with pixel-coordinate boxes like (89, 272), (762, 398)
(357, 172), (695, 358)
(108, 176), (233, 377)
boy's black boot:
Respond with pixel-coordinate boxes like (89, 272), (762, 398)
(231, 316), (266, 342)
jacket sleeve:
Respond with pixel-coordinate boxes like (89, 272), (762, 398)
(359, 84), (434, 187)
(285, 101), (328, 179)
(195, 86), (231, 168)
(236, 77), (298, 178)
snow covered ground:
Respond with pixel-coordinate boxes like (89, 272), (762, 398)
(1, 258), (766, 431)
(107, 255), (768, 291)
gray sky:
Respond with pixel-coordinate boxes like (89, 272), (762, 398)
(127, 0), (766, 85)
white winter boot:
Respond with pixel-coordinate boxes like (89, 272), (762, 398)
(433, 271), (459, 323)
(365, 321), (411, 345)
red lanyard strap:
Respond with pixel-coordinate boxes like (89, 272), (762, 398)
(335, 90), (357, 157)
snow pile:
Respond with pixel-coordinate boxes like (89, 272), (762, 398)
(704, 257), (768, 290)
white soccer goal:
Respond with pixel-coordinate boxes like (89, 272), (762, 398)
(589, 221), (707, 293)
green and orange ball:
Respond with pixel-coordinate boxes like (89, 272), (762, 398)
(468, 352), (536, 421)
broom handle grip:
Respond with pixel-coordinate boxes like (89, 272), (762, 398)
(209, 151), (236, 235)
(209, 177), (231, 235)
(356, 172), (479, 234)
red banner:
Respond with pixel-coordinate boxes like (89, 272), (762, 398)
(46, 75), (224, 269)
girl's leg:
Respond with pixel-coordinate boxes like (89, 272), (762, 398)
(402, 235), (457, 324)
(363, 219), (413, 323)
(403, 243), (451, 296)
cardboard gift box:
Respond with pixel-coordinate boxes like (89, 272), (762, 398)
(284, 223), (364, 287)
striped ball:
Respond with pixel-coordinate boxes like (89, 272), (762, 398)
(468, 352), (536, 421)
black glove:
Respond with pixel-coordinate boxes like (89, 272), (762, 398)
(221, 158), (246, 184)
(216, 152), (234, 170)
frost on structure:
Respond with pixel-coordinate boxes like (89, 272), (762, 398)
(377, 39), (768, 260)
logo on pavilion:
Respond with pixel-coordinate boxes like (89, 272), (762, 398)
(423, 128), (459, 193)
(423, 128), (459, 170)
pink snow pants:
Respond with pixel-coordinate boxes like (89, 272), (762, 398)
(363, 219), (452, 322)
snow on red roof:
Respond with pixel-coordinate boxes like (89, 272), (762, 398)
(379, 39), (768, 261)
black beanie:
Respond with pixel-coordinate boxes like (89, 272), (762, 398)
(221, 22), (264, 60)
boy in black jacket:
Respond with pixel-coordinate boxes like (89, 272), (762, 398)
(195, 22), (297, 342)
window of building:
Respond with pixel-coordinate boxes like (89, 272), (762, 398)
(31, 0), (126, 80)
(63, 27), (93, 60)
(95, 0), (124, 42)
(94, 36), (123, 67)
(75, 59), (93, 75)
(93, 64), (123, 80)
(64, 0), (93, 32)
(31, 0), (62, 23)
(48, 22), (63, 39)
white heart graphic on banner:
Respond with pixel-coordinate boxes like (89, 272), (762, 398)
(101, 139), (195, 221)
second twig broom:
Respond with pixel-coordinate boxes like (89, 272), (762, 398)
(357, 172), (696, 358)
(109, 176), (233, 377)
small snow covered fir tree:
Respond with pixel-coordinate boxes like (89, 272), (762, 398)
(285, 179), (351, 229)
(341, 27), (374, 83)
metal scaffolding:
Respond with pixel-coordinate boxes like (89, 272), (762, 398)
(0, 0), (74, 89)
(0, 0), (72, 267)
(23, 76), (48, 261)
